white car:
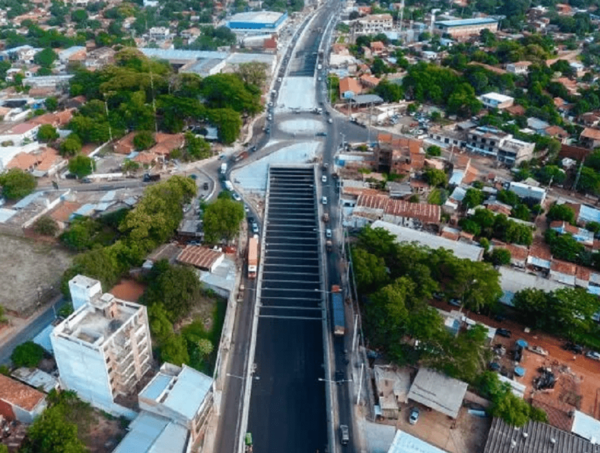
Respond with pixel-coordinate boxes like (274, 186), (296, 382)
(322, 175), (327, 183)
(325, 228), (332, 238)
(586, 351), (600, 361)
(321, 196), (327, 205)
(232, 192), (241, 201)
(277, 77), (282, 82)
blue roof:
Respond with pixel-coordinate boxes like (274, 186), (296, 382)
(388, 429), (447, 453)
(71, 204), (96, 218)
(139, 373), (172, 401)
(449, 170), (464, 186)
(139, 48), (228, 61)
(14, 192), (43, 209)
(579, 204), (600, 224)
(573, 410), (600, 443)
(113, 412), (188, 453)
(436, 17), (499, 27)
(162, 366), (213, 420)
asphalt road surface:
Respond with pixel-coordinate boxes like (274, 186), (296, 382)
(248, 167), (327, 452)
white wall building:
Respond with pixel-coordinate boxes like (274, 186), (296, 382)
(51, 276), (152, 417)
(478, 92), (514, 110)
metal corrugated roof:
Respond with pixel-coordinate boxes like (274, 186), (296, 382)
(407, 368), (468, 418)
(162, 366), (213, 420)
(388, 429), (447, 453)
(113, 412), (188, 453)
(139, 373), (173, 401)
(0, 208), (17, 223)
(483, 418), (600, 453)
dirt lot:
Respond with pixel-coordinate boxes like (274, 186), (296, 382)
(459, 308), (600, 421)
(396, 402), (491, 453)
(84, 411), (127, 453)
(0, 235), (72, 315)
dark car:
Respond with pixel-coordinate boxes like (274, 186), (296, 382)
(203, 182), (209, 190)
(316, 132), (327, 137)
(563, 342), (584, 354)
(448, 298), (462, 307)
(489, 362), (501, 372)
(496, 328), (512, 338)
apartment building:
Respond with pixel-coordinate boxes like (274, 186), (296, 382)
(355, 14), (393, 33)
(479, 92), (515, 110)
(497, 137), (535, 166)
(51, 275), (152, 416)
(374, 134), (423, 174)
(467, 126), (509, 157)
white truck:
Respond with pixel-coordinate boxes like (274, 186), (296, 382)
(224, 180), (233, 191)
(220, 163), (227, 174)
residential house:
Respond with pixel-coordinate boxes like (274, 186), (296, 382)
(506, 61), (532, 75)
(29, 110), (74, 127)
(550, 221), (595, 247)
(508, 181), (546, 203)
(544, 125), (569, 143)
(350, 194), (440, 229)
(497, 137), (535, 166)
(479, 92), (514, 110)
(526, 241), (552, 272)
(373, 366), (411, 420)
(339, 77), (362, 99)
(0, 122), (40, 145)
(148, 27), (170, 41)
(580, 128), (600, 149)
(176, 245), (225, 272)
(6, 152), (39, 172)
(114, 132), (136, 154)
(493, 241), (528, 268)
(369, 41), (385, 54)
(467, 126), (509, 159)
(0, 374), (46, 423)
(359, 74), (380, 89)
(148, 133), (185, 158)
(579, 112), (599, 128)
(527, 117), (551, 134)
(407, 368), (468, 418)
(85, 47), (116, 70)
(51, 275), (152, 417)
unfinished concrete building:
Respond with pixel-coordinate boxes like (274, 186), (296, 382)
(51, 276), (152, 417)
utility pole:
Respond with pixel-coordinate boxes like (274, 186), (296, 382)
(573, 159), (584, 193)
(356, 362), (364, 405)
(149, 68), (158, 134)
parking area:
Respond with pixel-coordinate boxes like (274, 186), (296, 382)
(395, 403), (491, 453)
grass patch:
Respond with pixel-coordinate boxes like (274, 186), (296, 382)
(427, 188), (447, 205)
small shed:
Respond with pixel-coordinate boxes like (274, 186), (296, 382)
(407, 368), (468, 419)
(0, 374), (47, 423)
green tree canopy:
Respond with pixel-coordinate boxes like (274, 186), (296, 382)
(59, 136), (82, 157)
(37, 124), (59, 143)
(546, 203), (575, 224)
(423, 168), (447, 187)
(202, 196), (245, 243)
(11, 341), (45, 367)
(33, 48), (58, 68)
(133, 131), (155, 150)
(462, 188), (485, 209)
(34, 216), (59, 237)
(68, 155), (95, 178)
(0, 168), (37, 200)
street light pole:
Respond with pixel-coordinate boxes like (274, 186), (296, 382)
(356, 362), (364, 405)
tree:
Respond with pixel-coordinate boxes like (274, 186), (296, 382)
(486, 248), (511, 266)
(426, 145), (442, 157)
(374, 79), (403, 102)
(234, 62), (268, 89)
(160, 334), (190, 366)
(34, 216), (59, 236)
(446, 259), (502, 312)
(547, 203), (575, 224)
(142, 261), (202, 322)
(462, 188), (485, 209)
(22, 404), (86, 453)
(512, 204), (531, 221)
(351, 248), (388, 292)
(513, 288), (551, 329)
(71, 8), (88, 23)
(201, 74), (261, 115)
(37, 124), (59, 143)
(11, 341), (45, 367)
(202, 197), (245, 243)
(496, 189), (520, 207)
(423, 168), (447, 187)
(45, 96), (58, 112)
(68, 155), (94, 178)
(133, 131), (155, 150)
(0, 168), (37, 200)
(208, 108), (242, 144)
(183, 132), (211, 161)
(59, 137), (82, 157)
(577, 167), (600, 195)
(33, 48), (58, 68)
(122, 159), (140, 174)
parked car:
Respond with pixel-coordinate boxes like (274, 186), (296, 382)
(321, 196), (327, 205)
(448, 298), (461, 307)
(496, 328), (512, 338)
(326, 229), (332, 238)
(409, 408), (420, 425)
(585, 351), (600, 361)
(328, 118), (333, 124)
(316, 132), (327, 137)
(563, 342), (584, 354)
(339, 425), (349, 445)
(232, 192), (241, 201)
(252, 222), (259, 234)
(203, 182), (209, 190)
(322, 175), (327, 183)
(488, 362), (501, 372)
(81, 177), (92, 183)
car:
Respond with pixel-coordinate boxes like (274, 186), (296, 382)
(187, 240), (200, 246)
(326, 228), (332, 238)
(489, 362), (501, 372)
(328, 118), (333, 124)
(244, 204), (249, 212)
(496, 328), (512, 338)
(81, 177), (92, 183)
(409, 408), (420, 425)
(219, 154), (227, 160)
(563, 342), (584, 354)
(252, 222), (259, 234)
(316, 132), (327, 137)
(448, 298), (461, 307)
(321, 196), (327, 205)
(247, 216), (255, 224)
(322, 175), (327, 183)
(264, 127), (270, 134)
(249, 145), (257, 152)
(203, 182), (209, 190)
(585, 351), (600, 361)
(339, 425), (349, 445)
(433, 292), (444, 300)
(189, 174), (197, 180)
(232, 192), (241, 201)
(267, 115), (272, 121)
(277, 77), (282, 82)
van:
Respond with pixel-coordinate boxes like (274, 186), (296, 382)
(339, 425), (349, 445)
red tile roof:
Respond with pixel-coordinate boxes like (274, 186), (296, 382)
(177, 246), (223, 270)
(339, 77), (362, 96)
(551, 259), (577, 275)
(581, 128), (600, 140)
(0, 374), (45, 412)
(384, 199), (440, 224)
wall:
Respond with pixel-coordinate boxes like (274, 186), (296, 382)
(12, 399), (46, 424)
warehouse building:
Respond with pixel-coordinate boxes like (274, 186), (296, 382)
(226, 11), (288, 34)
(434, 17), (499, 39)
